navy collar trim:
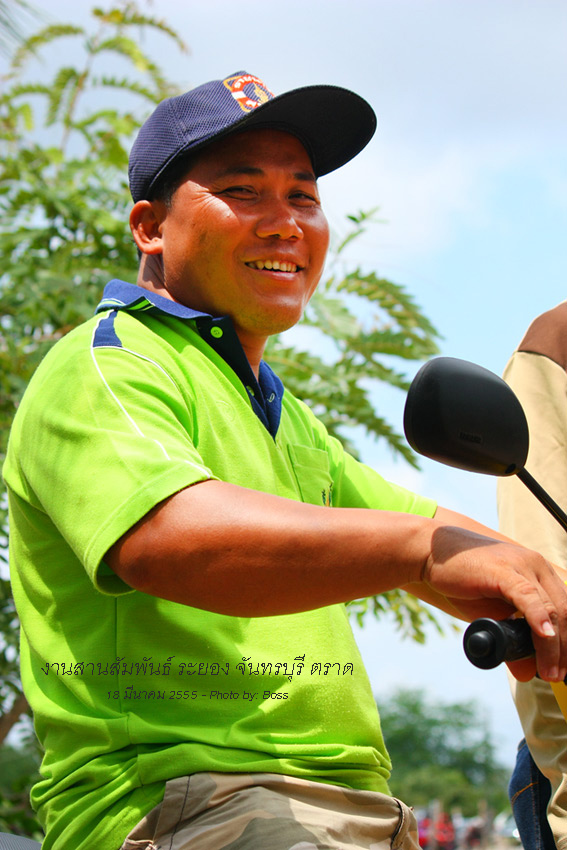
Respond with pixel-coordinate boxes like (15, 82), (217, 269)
(95, 279), (211, 321)
(95, 280), (284, 438)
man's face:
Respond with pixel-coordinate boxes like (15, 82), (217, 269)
(154, 128), (330, 350)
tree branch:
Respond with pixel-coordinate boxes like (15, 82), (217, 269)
(0, 692), (30, 746)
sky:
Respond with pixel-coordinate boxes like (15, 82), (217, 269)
(8, 0), (567, 770)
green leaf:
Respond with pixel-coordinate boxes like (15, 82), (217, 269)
(92, 75), (165, 103)
(46, 66), (81, 126)
(306, 291), (361, 339)
(11, 24), (84, 70)
(90, 35), (168, 92)
(92, 6), (189, 53)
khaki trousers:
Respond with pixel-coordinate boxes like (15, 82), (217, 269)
(119, 772), (419, 850)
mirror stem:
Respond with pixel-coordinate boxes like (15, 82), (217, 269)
(517, 468), (567, 533)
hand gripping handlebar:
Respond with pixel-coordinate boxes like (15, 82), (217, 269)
(463, 617), (534, 669)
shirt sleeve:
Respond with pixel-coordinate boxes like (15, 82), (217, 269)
(498, 350), (567, 569)
(12, 340), (215, 593)
(498, 349), (567, 848)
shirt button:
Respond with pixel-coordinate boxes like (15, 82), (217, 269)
(210, 326), (223, 339)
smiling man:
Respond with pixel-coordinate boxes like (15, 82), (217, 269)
(130, 128), (329, 375)
(5, 71), (567, 850)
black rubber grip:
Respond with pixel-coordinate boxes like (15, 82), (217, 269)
(463, 618), (534, 669)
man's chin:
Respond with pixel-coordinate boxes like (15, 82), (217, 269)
(237, 307), (308, 341)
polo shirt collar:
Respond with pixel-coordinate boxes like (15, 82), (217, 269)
(95, 279), (208, 321)
(95, 280), (283, 438)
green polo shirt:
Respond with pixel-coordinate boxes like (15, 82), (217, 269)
(3, 281), (437, 850)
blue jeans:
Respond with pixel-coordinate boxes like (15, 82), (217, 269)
(509, 738), (556, 850)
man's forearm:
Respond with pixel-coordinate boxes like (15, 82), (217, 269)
(105, 480), (567, 685)
(106, 479), (434, 616)
(123, 482), (565, 680)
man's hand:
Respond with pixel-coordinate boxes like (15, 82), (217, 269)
(413, 507), (567, 683)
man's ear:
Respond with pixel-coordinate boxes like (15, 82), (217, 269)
(130, 201), (166, 255)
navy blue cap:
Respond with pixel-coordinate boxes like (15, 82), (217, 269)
(128, 71), (377, 202)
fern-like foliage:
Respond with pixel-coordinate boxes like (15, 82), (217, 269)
(10, 24), (85, 70)
(92, 4), (189, 52)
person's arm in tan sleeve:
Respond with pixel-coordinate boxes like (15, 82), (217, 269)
(498, 349), (567, 847)
(499, 351), (567, 571)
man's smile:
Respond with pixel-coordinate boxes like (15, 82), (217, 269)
(245, 260), (302, 273)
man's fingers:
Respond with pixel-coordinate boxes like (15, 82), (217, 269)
(507, 657), (538, 682)
(511, 577), (567, 682)
(427, 524), (567, 682)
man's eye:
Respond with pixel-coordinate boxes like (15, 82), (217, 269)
(222, 186), (254, 196)
(291, 191), (317, 204)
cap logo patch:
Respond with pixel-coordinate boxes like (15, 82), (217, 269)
(223, 73), (274, 112)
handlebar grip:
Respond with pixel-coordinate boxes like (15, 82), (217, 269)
(463, 618), (534, 669)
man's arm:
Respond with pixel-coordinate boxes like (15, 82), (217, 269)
(498, 351), (567, 570)
(105, 479), (567, 683)
(497, 347), (567, 842)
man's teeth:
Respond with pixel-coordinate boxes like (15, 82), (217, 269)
(247, 260), (298, 272)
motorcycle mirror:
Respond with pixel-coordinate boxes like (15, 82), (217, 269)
(403, 357), (529, 477)
(405, 356), (567, 672)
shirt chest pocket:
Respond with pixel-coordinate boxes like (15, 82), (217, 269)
(287, 444), (333, 507)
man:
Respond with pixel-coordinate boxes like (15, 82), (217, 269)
(4, 71), (567, 850)
(498, 302), (567, 850)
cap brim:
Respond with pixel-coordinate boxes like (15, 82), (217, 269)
(232, 84), (377, 177)
(164, 84), (377, 182)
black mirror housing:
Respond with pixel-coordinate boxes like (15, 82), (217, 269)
(404, 357), (529, 477)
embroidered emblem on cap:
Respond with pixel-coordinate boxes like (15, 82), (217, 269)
(223, 73), (274, 112)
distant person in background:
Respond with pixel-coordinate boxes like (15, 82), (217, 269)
(434, 811), (455, 850)
(418, 814), (431, 848)
(498, 300), (567, 850)
(417, 810), (454, 850)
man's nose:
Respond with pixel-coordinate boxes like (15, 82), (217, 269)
(255, 199), (303, 241)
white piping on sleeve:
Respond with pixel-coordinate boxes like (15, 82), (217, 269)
(89, 319), (212, 478)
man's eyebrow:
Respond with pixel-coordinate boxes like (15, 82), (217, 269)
(215, 165), (317, 182)
(294, 170), (317, 183)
